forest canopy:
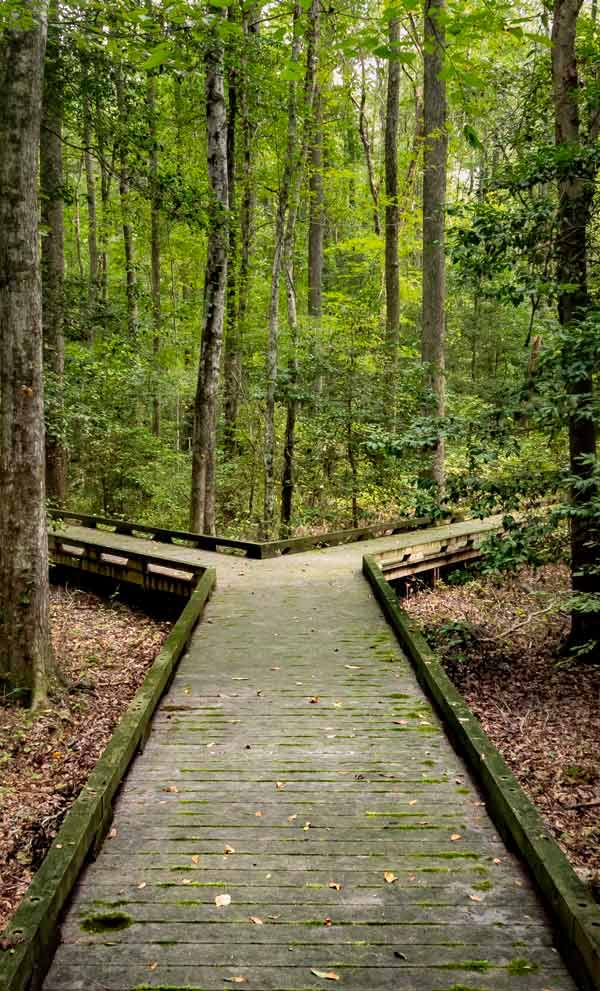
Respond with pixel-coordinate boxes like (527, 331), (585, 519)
(1, 0), (600, 703)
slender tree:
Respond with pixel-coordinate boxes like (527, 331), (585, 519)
(190, 6), (229, 533)
(82, 65), (99, 342)
(421, 0), (447, 492)
(0, 0), (52, 706)
(41, 3), (67, 504)
(384, 15), (401, 393)
(116, 66), (138, 337)
(147, 62), (162, 435)
(551, 0), (600, 651)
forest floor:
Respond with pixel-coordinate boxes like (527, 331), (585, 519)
(405, 563), (600, 897)
(0, 587), (169, 931)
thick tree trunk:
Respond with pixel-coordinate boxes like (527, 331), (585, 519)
(147, 69), (162, 435)
(280, 215), (299, 536)
(551, 0), (600, 653)
(41, 17), (67, 506)
(0, 0), (52, 707)
(384, 17), (401, 393)
(190, 8), (229, 534)
(421, 0), (447, 493)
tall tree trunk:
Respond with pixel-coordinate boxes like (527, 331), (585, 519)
(262, 2), (302, 538)
(95, 82), (111, 313)
(0, 0), (52, 707)
(190, 7), (229, 534)
(41, 8), (67, 506)
(308, 83), (323, 318)
(355, 58), (381, 235)
(116, 67), (138, 337)
(421, 0), (447, 493)
(223, 5), (240, 458)
(280, 211), (299, 536)
(147, 68), (162, 435)
(82, 73), (98, 343)
(551, 0), (600, 652)
(384, 17), (401, 395)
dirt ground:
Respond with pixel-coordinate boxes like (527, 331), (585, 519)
(0, 586), (169, 931)
(405, 563), (600, 895)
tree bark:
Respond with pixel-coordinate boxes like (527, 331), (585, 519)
(308, 80), (323, 319)
(147, 67), (162, 435)
(223, 4), (240, 458)
(0, 0), (52, 707)
(190, 7), (229, 534)
(115, 67), (138, 337)
(262, 2), (302, 538)
(551, 0), (600, 652)
(384, 17), (401, 393)
(355, 58), (381, 235)
(421, 0), (447, 493)
(41, 9), (67, 506)
(82, 71), (98, 343)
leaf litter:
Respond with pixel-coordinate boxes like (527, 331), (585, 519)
(405, 563), (600, 897)
(0, 586), (169, 930)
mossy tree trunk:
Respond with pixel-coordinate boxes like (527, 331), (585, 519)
(0, 0), (53, 707)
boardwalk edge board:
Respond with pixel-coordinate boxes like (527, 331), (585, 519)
(48, 507), (449, 558)
(0, 567), (216, 991)
(363, 552), (600, 991)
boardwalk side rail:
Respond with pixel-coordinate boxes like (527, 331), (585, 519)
(48, 532), (204, 599)
(49, 508), (449, 559)
(0, 566), (216, 991)
(373, 517), (503, 584)
(363, 552), (600, 991)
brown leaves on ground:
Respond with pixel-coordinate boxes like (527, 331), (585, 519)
(0, 586), (169, 930)
(405, 563), (600, 893)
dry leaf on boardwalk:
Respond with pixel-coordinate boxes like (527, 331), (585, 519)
(383, 871), (398, 884)
(311, 970), (340, 981)
(309, 696), (320, 704)
(328, 881), (342, 891)
(215, 894), (231, 907)
(249, 915), (264, 925)
(450, 834), (462, 842)
(224, 845), (236, 854)
(224, 978), (247, 984)
(276, 781), (286, 790)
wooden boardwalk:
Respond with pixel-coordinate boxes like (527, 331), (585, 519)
(44, 521), (579, 990)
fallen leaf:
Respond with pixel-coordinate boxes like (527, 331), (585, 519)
(469, 894), (482, 902)
(310, 970), (340, 981)
(326, 734), (336, 739)
(108, 827), (117, 839)
(276, 781), (286, 790)
(224, 978), (247, 984)
(249, 916), (264, 925)
(215, 894), (231, 907)
(393, 720), (407, 726)
(206, 742), (215, 748)
(324, 917), (333, 927)
(344, 664), (359, 670)
(232, 677), (249, 681)
(164, 784), (178, 793)
(408, 800), (417, 806)
(224, 844), (236, 855)
(309, 696), (320, 704)
(181, 879), (192, 885)
(303, 821), (311, 831)
(333, 702), (342, 708)
(137, 881), (147, 889)
(255, 810), (263, 817)
(384, 872), (398, 884)
(271, 666), (281, 671)
(148, 961), (158, 972)
(394, 951), (407, 960)
(288, 815), (297, 822)
(328, 881), (342, 891)
(191, 855), (200, 864)
(450, 834), (462, 842)
(493, 858), (502, 865)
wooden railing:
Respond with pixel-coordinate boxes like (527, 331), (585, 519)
(372, 517), (502, 587)
(49, 509), (450, 559)
(48, 532), (205, 598)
